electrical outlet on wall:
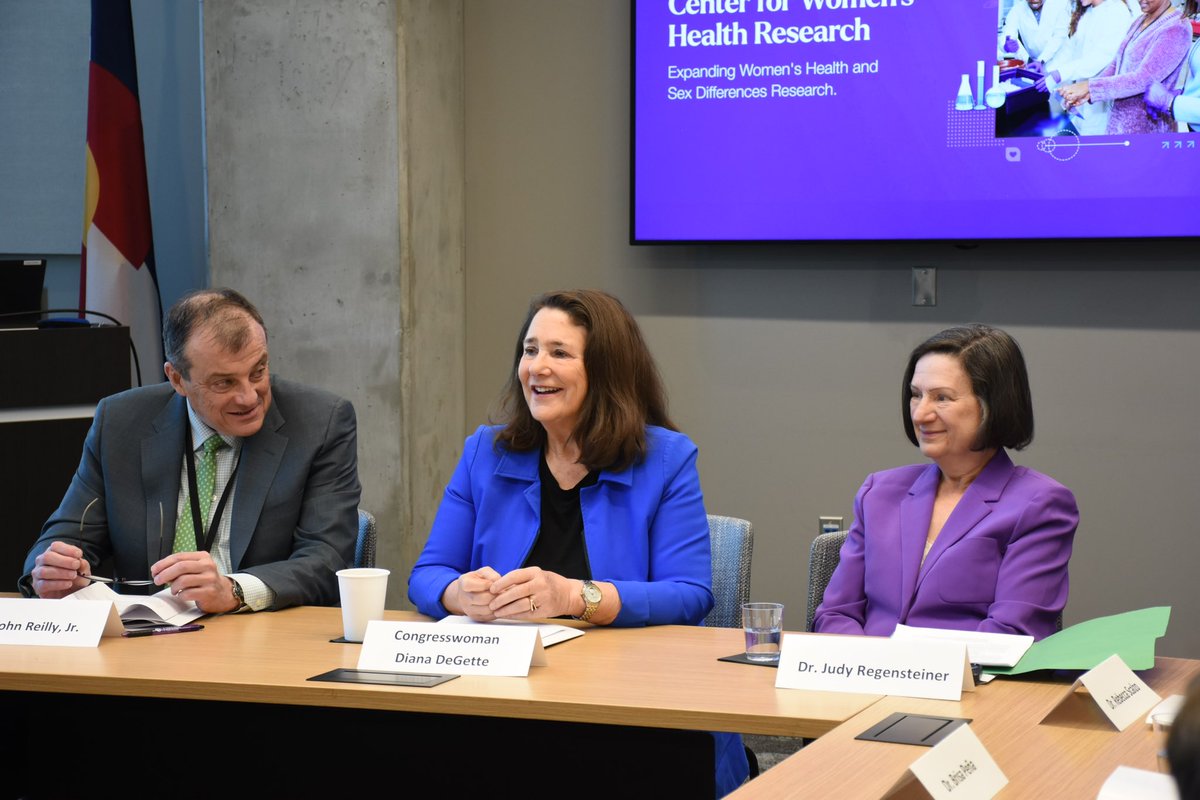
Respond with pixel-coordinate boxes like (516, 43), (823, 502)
(819, 516), (844, 535)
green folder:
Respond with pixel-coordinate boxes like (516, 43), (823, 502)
(984, 606), (1170, 676)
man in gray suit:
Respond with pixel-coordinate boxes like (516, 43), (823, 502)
(22, 288), (360, 612)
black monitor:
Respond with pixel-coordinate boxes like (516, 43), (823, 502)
(0, 259), (47, 327)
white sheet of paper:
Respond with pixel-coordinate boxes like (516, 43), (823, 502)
(358, 620), (544, 676)
(1096, 766), (1180, 800)
(1076, 654), (1162, 731)
(0, 597), (123, 647)
(70, 583), (203, 627)
(892, 624), (1033, 668)
(776, 633), (971, 700)
(437, 614), (584, 647)
(905, 725), (1008, 800)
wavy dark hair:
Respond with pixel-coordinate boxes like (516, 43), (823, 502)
(902, 324), (1034, 452)
(493, 289), (676, 471)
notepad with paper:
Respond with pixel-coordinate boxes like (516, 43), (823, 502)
(891, 624), (1033, 668)
(437, 614), (584, 647)
(69, 582), (205, 628)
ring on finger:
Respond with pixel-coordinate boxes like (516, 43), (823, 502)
(529, 596), (538, 613)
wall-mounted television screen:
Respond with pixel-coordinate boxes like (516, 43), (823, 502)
(632, 0), (1200, 242)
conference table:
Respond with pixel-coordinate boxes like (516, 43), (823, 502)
(730, 656), (1199, 798)
(0, 605), (878, 795)
(1, 602), (1193, 797)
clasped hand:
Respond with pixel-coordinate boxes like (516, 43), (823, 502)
(151, 551), (240, 613)
(1058, 80), (1090, 109)
(449, 566), (575, 622)
(33, 542), (239, 613)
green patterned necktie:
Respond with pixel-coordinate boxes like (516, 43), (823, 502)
(174, 434), (225, 553)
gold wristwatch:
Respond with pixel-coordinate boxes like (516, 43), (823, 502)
(578, 580), (602, 622)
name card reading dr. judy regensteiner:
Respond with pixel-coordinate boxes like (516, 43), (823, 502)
(775, 634), (973, 700)
(356, 621), (547, 677)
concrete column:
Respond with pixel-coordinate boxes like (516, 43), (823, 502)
(203, 0), (464, 607)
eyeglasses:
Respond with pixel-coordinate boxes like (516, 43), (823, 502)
(76, 498), (162, 587)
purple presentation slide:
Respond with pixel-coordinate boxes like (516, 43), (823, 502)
(633, 0), (1200, 241)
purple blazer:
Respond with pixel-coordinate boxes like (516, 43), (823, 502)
(1089, 10), (1190, 134)
(814, 450), (1078, 641)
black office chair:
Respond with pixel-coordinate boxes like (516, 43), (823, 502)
(355, 508), (377, 569)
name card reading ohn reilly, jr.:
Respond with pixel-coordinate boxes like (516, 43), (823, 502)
(1042, 653), (1161, 731)
(357, 621), (547, 677)
(0, 598), (124, 648)
(776, 634), (973, 700)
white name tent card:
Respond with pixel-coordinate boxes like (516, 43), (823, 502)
(1096, 766), (1180, 800)
(776, 634), (973, 700)
(884, 725), (1008, 800)
(357, 620), (547, 676)
(1042, 653), (1161, 731)
(0, 598), (123, 647)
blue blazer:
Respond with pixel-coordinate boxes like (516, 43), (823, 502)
(814, 450), (1078, 641)
(408, 425), (715, 627)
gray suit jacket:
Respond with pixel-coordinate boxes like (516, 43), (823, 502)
(21, 377), (361, 608)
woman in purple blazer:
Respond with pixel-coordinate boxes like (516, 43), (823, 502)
(814, 325), (1079, 641)
(1057, 0), (1190, 134)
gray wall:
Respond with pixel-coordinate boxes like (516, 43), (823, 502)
(463, 1), (1200, 657)
(204, 0), (465, 609)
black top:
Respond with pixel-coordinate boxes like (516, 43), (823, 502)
(523, 451), (599, 579)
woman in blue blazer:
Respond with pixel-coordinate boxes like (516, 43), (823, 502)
(815, 325), (1079, 641)
(408, 289), (747, 796)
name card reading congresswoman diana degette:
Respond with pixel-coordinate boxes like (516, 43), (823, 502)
(0, 598), (124, 647)
(776, 634), (973, 700)
(357, 621), (547, 677)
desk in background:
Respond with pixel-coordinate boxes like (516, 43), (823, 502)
(0, 326), (130, 589)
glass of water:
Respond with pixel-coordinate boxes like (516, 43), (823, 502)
(742, 602), (784, 663)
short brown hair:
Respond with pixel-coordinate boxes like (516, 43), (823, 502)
(494, 289), (676, 471)
(163, 288), (267, 378)
(902, 324), (1034, 451)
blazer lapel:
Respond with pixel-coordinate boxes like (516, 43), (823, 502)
(916, 450), (1014, 587)
(228, 401), (287, 569)
(142, 394), (186, 566)
(495, 447), (541, 516)
(898, 464), (939, 621)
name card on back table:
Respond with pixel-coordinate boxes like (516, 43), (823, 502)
(357, 620), (547, 676)
(0, 598), (124, 647)
(884, 724), (1008, 800)
(776, 633), (973, 700)
(1042, 653), (1161, 731)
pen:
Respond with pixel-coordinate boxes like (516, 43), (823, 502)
(121, 624), (205, 638)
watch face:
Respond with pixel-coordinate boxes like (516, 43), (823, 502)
(583, 582), (602, 604)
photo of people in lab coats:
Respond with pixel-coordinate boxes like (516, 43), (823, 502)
(993, 0), (1196, 136)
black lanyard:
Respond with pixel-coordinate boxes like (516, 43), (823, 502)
(183, 425), (240, 553)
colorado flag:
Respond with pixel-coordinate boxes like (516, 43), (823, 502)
(80, 0), (163, 382)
